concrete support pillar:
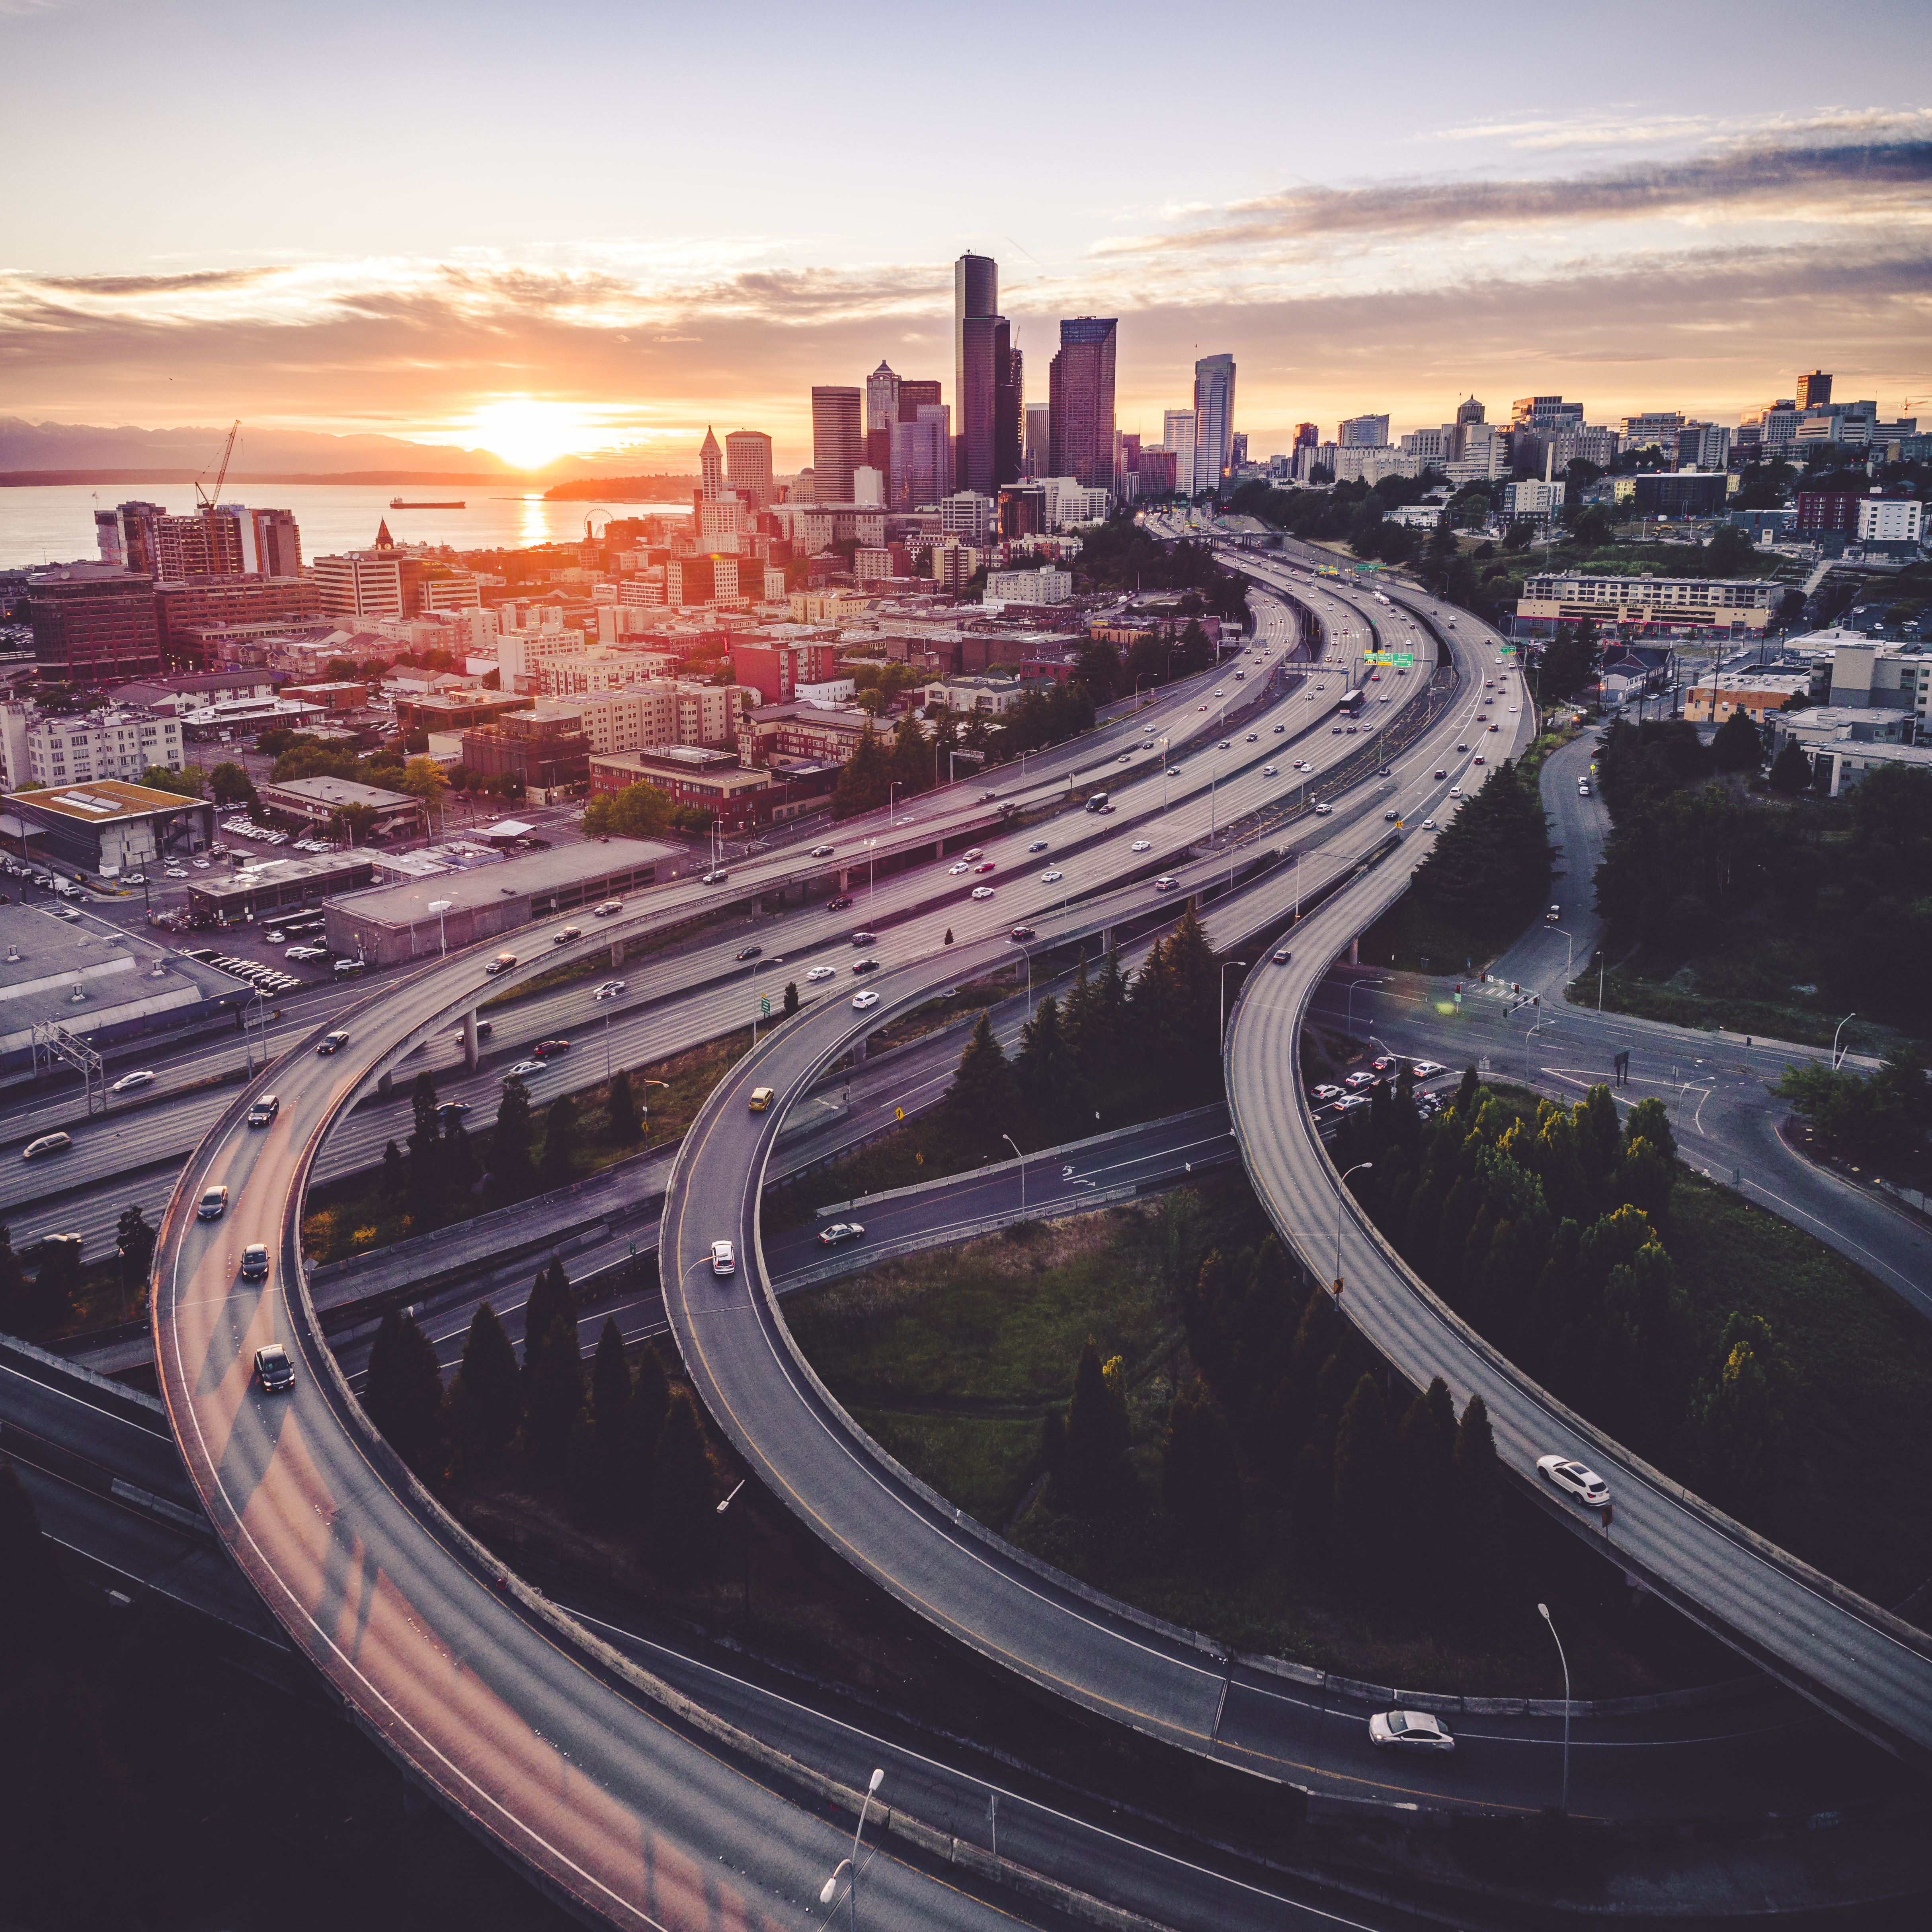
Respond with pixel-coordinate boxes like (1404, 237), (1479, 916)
(1348, 935), (1360, 965)
(377, 1070), (392, 1097)
(611, 941), (623, 969)
(462, 1010), (479, 1072)
(1099, 927), (1113, 954)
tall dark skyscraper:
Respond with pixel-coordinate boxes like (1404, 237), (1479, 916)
(811, 386), (863, 502)
(995, 329), (1023, 489)
(954, 252), (1004, 495)
(1048, 316), (1118, 490)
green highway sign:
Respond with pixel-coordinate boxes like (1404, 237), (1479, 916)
(1364, 651), (1415, 667)
(759, 997), (771, 1016)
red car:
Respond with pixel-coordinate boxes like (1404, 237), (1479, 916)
(533, 1038), (572, 1058)
(974, 861), (995, 874)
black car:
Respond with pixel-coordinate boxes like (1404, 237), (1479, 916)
(736, 945), (762, 961)
(849, 930), (878, 946)
(852, 958), (880, 976)
(827, 896), (854, 912)
(437, 1100), (471, 1123)
(1009, 924), (1037, 941)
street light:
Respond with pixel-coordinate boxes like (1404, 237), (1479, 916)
(427, 897), (452, 957)
(1011, 938), (1033, 1021)
(1335, 1161), (1373, 1294)
(1832, 1011), (1856, 1070)
(1001, 1132), (1025, 1213)
(1538, 1602), (1571, 1815)
(716, 1477), (749, 1615)
(821, 1768), (886, 1932)
(865, 837), (878, 907)
(1219, 961), (1246, 1039)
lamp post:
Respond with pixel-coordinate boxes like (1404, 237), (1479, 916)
(1219, 960), (1246, 1039)
(1538, 1602), (1571, 1815)
(1552, 925), (1575, 984)
(888, 781), (901, 826)
(1832, 1011), (1856, 1070)
(427, 897), (452, 957)
(865, 837), (878, 908)
(1012, 938), (1033, 1021)
(1335, 1161), (1373, 1293)
(1001, 1132), (1025, 1213)
(821, 1768), (885, 1932)
(716, 1477), (749, 1616)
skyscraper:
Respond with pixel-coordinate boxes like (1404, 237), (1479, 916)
(1048, 317), (1117, 491)
(699, 427), (724, 501)
(865, 361), (900, 434)
(1023, 404), (1050, 478)
(1339, 414), (1391, 447)
(954, 252), (1003, 494)
(1796, 370), (1832, 408)
(890, 402), (950, 511)
(810, 387), (864, 502)
(725, 431), (774, 507)
(1192, 353), (1237, 494)
(1163, 410), (1197, 501)
(995, 330), (1023, 488)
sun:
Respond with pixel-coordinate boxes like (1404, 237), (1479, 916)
(469, 398), (589, 471)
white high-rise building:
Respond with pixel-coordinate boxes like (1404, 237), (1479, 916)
(1164, 410), (1197, 500)
(1192, 354), (1236, 495)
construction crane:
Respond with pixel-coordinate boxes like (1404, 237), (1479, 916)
(194, 420), (241, 510)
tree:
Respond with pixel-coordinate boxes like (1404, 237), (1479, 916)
(590, 1317), (631, 1482)
(650, 1389), (715, 1568)
(524, 1311), (585, 1476)
(0, 1226), (24, 1336)
(1161, 1384), (1243, 1553)
(582, 780), (678, 840)
(606, 1067), (640, 1144)
(380, 1137), (406, 1199)
(208, 760), (258, 808)
(625, 1343), (672, 1528)
(449, 1302), (521, 1461)
(1062, 1336), (1130, 1507)
(948, 1011), (1015, 1132)
(1393, 1377), (1458, 1581)
(138, 763), (206, 798)
(1767, 739), (1813, 794)
(364, 1311), (444, 1469)
(831, 718), (890, 820)
(400, 755), (451, 828)
(29, 1237), (81, 1336)
(1015, 995), (1086, 1135)
(1698, 1312), (1790, 1506)
(115, 1203), (156, 1304)
(492, 1074), (536, 1190)
(1702, 524), (1759, 576)
(540, 1091), (580, 1186)
(521, 1259), (575, 1395)
(781, 980), (799, 1019)
(1453, 1392), (1506, 1605)
(1331, 1374), (1394, 1585)
(1710, 708), (1763, 773)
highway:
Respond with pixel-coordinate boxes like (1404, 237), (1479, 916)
(1224, 562), (1932, 1764)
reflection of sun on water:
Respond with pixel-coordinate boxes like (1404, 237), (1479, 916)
(470, 398), (589, 470)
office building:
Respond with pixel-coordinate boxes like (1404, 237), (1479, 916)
(1229, 431), (1248, 471)
(1674, 422), (1732, 470)
(1501, 478), (1566, 522)
(28, 564), (163, 683)
(1621, 471), (1734, 517)
(954, 252), (1005, 495)
(1136, 447), (1178, 497)
(996, 331), (1023, 488)
(810, 387), (864, 503)
(1192, 353), (1237, 494)
(1510, 396), (1586, 434)
(1857, 495), (1924, 552)
(985, 566), (1072, 605)
(1620, 411), (1687, 451)
(1164, 411), (1197, 498)
(1516, 571), (1774, 638)
(866, 361), (900, 437)
(1796, 370), (1832, 408)
(1293, 422), (1319, 455)
(891, 402), (951, 511)
(724, 430), (774, 508)
(1339, 414), (1390, 448)
(1049, 318), (1117, 491)
(1024, 403), (1051, 478)
(698, 428), (724, 500)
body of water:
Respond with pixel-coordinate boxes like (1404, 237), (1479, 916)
(0, 482), (690, 571)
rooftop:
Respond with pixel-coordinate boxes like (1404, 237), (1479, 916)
(259, 774), (417, 810)
(4, 779), (210, 823)
(329, 836), (678, 922)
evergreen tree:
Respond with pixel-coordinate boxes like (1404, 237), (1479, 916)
(1710, 708), (1763, 773)
(365, 1312), (444, 1469)
(1573, 1085), (1622, 1196)
(1453, 1393), (1506, 1606)
(492, 1074), (537, 1190)
(445, 1121), (480, 1192)
(1451, 1066), (1481, 1120)
(521, 1259), (575, 1394)
(449, 1300), (521, 1461)
(0, 1225), (25, 1335)
(1698, 1312), (1789, 1507)
(1161, 1384), (1243, 1553)
(605, 1067), (640, 1144)
(831, 718), (891, 818)
(782, 980), (799, 1019)
(411, 1069), (439, 1146)
(1767, 738), (1813, 794)
(624, 1343), (672, 1531)
(888, 711), (931, 797)
(1287, 1441), (1332, 1558)
(380, 1138), (406, 1199)
(1015, 995), (1085, 1134)
(948, 1011), (1015, 1132)
(525, 1311), (585, 1475)
(541, 1091), (580, 1186)
(1063, 1336), (1130, 1507)
(1624, 1095), (1678, 1167)
(1408, 759), (1553, 919)
(591, 1316), (631, 1475)
(29, 1237), (81, 1336)
(406, 1071), (444, 1215)
(115, 1204), (156, 1301)
(650, 1389), (715, 1568)
(1393, 1378), (1458, 1581)
(1331, 1374), (1394, 1584)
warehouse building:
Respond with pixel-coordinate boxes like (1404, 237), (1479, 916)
(321, 837), (677, 967)
(4, 778), (214, 880)
(186, 852), (379, 927)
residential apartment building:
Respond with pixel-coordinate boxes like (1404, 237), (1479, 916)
(1501, 479), (1566, 521)
(1620, 411), (1687, 451)
(587, 745), (773, 833)
(153, 574), (324, 664)
(21, 708), (186, 785)
(985, 567), (1072, 605)
(1516, 572), (1776, 637)
(312, 549), (482, 621)
(736, 701), (875, 769)
(730, 638), (843, 706)
(1857, 496), (1924, 552)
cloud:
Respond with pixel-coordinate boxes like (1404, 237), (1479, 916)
(35, 268), (287, 296)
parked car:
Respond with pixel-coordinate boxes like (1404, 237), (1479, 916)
(333, 958), (365, 975)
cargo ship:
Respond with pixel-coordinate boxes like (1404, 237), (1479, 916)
(389, 497), (466, 508)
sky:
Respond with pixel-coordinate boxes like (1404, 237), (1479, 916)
(3, 0), (1929, 473)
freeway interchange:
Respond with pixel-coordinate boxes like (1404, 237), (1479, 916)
(21, 553), (1922, 1927)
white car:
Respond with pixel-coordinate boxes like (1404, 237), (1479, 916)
(806, 964), (837, 983)
(1450, 786), (1463, 798)
(818, 1222), (866, 1247)
(1261, 765), (1278, 777)
(1117, 752), (1133, 764)
(1152, 875), (1180, 892)
(1421, 817), (1436, 829)
(506, 1060), (546, 1077)
(110, 1069), (157, 1093)
(1538, 1456), (1610, 1506)
(1040, 869), (1064, 883)
(710, 1240), (736, 1277)
(593, 980), (626, 1000)
(1130, 840), (1152, 853)
(948, 861), (972, 875)
(851, 989), (881, 1010)
(1314, 803), (1331, 816)
(970, 886), (995, 900)
(1412, 1061), (1446, 1078)
(1369, 1710), (1455, 1754)
(1310, 1084), (1343, 1103)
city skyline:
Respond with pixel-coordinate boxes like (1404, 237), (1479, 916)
(2, 2), (1927, 470)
